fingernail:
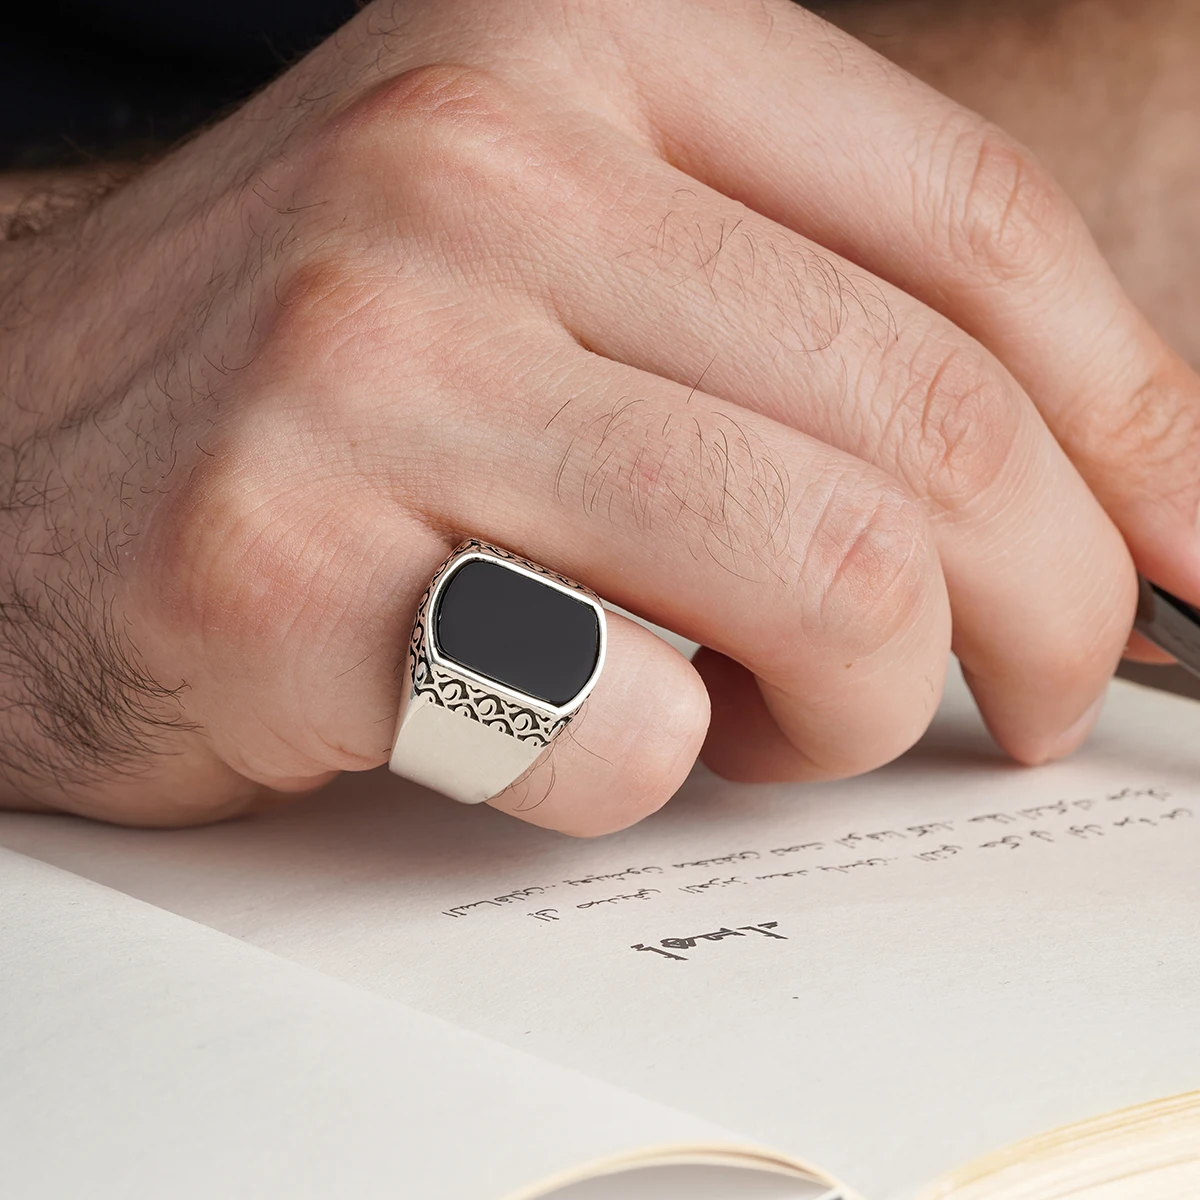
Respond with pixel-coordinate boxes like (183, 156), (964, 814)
(1044, 691), (1107, 762)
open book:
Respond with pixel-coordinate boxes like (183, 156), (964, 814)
(2, 664), (1199, 1199)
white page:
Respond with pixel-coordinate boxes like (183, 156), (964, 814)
(4, 669), (1200, 1197)
(0, 848), (832, 1200)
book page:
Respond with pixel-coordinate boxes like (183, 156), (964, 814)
(0, 848), (833, 1200)
(4, 667), (1200, 1197)
(556, 1165), (845, 1199)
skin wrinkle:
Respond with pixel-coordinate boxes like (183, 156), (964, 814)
(1061, 364), (1200, 501)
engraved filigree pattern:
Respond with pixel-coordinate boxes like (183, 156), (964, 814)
(412, 649), (567, 745)
(404, 541), (588, 745)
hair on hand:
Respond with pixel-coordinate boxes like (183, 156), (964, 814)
(0, 567), (196, 801)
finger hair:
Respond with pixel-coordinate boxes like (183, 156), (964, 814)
(554, 390), (795, 584)
(617, 199), (898, 356)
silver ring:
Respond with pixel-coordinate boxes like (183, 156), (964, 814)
(388, 540), (607, 804)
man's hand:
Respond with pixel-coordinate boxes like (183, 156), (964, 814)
(1, 0), (1195, 833)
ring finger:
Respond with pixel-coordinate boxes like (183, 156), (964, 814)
(404, 333), (953, 798)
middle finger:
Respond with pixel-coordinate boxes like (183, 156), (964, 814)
(482, 120), (1136, 763)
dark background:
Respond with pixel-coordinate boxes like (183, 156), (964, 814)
(1, 0), (359, 167)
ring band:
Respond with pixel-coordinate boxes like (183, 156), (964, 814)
(388, 540), (607, 804)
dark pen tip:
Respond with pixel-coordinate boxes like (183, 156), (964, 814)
(1133, 575), (1200, 680)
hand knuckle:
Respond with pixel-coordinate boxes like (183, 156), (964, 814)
(141, 440), (399, 769)
(801, 472), (934, 659)
(141, 441), (300, 641)
(266, 253), (383, 381)
(264, 251), (457, 431)
(889, 338), (1022, 510)
(347, 61), (516, 142)
(940, 121), (1075, 284)
(1068, 364), (1200, 500)
(319, 63), (529, 203)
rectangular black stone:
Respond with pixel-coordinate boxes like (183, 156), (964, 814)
(433, 559), (601, 707)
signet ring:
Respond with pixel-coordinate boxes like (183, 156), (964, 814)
(388, 540), (607, 804)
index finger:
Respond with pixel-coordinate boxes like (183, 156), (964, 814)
(602, 0), (1200, 607)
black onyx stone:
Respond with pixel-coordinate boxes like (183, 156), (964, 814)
(434, 559), (601, 707)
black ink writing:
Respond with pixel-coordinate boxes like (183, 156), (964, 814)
(632, 922), (787, 961)
(576, 888), (661, 910)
